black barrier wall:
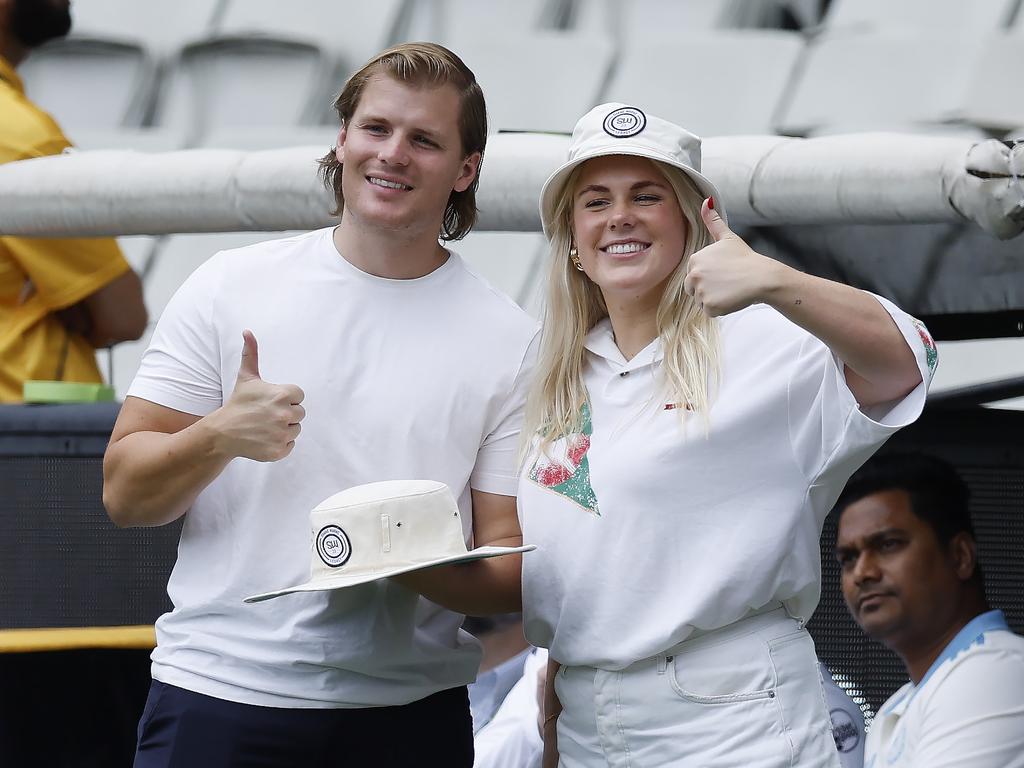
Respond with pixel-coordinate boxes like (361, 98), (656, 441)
(0, 404), (182, 629)
(0, 404), (182, 767)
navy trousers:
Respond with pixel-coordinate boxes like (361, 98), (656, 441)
(134, 680), (474, 768)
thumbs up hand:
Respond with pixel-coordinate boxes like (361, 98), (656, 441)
(683, 198), (788, 317)
(214, 330), (306, 462)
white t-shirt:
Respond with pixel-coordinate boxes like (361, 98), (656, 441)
(520, 295), (935, 669)
(128, 227), (539, 707)
(866, 611), (1024, 768)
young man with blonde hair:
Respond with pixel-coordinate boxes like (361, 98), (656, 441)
(104, 43), (537, 767)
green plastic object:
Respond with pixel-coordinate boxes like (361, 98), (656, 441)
(22, 380), (115, 404)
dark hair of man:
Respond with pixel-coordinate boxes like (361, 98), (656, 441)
(836, 453), (974, 547)
(317, 42), (487, 242)
(10, 0), (72, 48)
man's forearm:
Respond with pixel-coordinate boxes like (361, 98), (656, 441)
(103, 416), (233, 528)
(390, 547), (524, 615)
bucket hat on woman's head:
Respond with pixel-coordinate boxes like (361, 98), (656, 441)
(539, 103), (726, 237)
(245, 479), (535, 603)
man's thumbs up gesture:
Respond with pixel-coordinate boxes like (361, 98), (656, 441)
(683, 198), (787, 317)
(213, 330), (306, 462)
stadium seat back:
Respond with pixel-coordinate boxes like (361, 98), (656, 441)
(570, 0), (745, 39)
(19, 40), (155, 133)
(455, 34), (613, 134)
(962, 33), (1024, 132)
(822, 0), (1018, 34)
(777, 33), (985, 136)
(453, 232), (548, 316)
(603, 31), (803, 137)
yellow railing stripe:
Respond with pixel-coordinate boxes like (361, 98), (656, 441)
(0, 625), (156, 652)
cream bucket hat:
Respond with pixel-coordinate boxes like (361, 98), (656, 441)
(539, 102), (726, 237)
(246, 479), (535, 602)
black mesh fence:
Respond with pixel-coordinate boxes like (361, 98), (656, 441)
(0, 405), (181, 630)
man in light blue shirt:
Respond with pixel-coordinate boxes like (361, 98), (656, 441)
(835, 453), (1024, 768)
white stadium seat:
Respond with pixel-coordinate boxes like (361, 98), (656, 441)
(453, 232), (548, 316)
(62, 0), (220, 56)
(216, 0), (405, 77)
(603, 31), (804, 137)
(19, 0), (221, 144)
(400, 0), (564, 50)
(162, 39), (332, 145)
(455, 34), (613, 134)
(961, 33), (1024, 134)
(570, 0), (746, 39)
(153, 0), (404, 145)
(777, 32), (987, 136)
(19, 39), (154, 134)
(822, 0), (1018, 34)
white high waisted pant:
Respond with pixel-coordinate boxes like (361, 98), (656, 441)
(554, 608), (841, 768)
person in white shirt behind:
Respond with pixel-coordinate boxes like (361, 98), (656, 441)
(834, 453), (1024, 768)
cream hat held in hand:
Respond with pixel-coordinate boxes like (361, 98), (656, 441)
(539, 103), (727, 237)
(245, 479), (535, 603)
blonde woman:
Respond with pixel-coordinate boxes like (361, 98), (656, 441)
(518, 104), (938, 767)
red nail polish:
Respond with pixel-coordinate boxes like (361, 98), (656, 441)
(708, 196), (715, 211)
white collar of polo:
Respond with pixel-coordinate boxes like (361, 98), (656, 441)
(584, 317), (663, 371)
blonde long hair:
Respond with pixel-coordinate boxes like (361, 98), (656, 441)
(523, 158), (721, 454)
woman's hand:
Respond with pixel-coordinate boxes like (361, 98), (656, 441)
(683, 198), (787, 316)
(686, 198), (922, 406)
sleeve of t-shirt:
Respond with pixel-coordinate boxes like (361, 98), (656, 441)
(909, 648), (1024, 768)
(126, 255), (225, 416)
(5, 235), (130, 312)
(470, 330), (540, 496)
(787, 292), (936, 485)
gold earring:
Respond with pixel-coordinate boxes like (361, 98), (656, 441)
(569, 247), (584, 271)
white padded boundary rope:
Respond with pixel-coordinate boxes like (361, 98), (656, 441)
(0, 133), (1021, 239)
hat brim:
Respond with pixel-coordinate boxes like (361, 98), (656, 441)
(244, 544), (537, 603)
(539, 147), (726, 238)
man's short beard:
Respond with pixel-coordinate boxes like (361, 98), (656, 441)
(10, 0), (72, 49)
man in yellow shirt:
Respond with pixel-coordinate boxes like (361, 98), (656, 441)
(0, 0), (146, 402)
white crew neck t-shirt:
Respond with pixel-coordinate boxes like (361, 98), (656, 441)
(128, 227), (539, 707)
(520, 295), (935, 669)
(866, 610), (1024, 768)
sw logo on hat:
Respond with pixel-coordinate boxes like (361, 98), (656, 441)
(316, 525), (351, 568)
(603, 106), (646, 138)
